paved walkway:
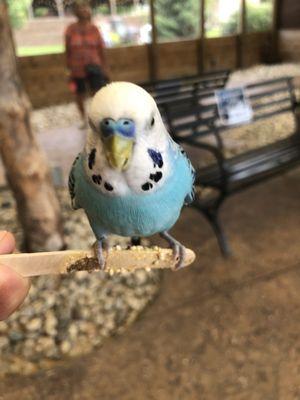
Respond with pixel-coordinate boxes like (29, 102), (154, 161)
(0, 125), (85, 187)
(1, 169), (300, 399)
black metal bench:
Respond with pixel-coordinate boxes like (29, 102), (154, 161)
(165, 76), (300, 255)
(141, 69), (230, 108)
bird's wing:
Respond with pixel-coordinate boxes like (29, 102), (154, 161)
(174, 142), (196, 205)
(68, 153), (82, 210)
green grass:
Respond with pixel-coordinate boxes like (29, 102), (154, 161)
(17, 44), (64, 57)
(206, 28), (223, 38)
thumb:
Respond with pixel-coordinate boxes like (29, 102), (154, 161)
(0, 231), (30, 320)
(0, 264), (30, 320)
(0, 231), (16, 254)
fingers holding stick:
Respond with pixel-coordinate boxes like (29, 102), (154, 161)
(0, 231), (30, 321)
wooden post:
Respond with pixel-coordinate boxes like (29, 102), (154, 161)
(237, 0), (246, 69)
(56, 0), (65, 18)
(28, 3), (34, 19)
(198, 0), (205, 73)
(240, 0), (246, 34)
(148, 0), (158, 82)
(271, 0), (280, 62)
(272, 0), (280, 32)
(0, 1), (65, 252)
(109, 0), (117, 15)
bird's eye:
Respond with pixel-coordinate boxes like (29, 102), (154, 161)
(100, 118), (115, 137)
(151, 117), (155, 127)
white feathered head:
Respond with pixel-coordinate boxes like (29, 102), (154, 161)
(88, 82), (168, 171)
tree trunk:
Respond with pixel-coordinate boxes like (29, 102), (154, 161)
(0, 1), (65, 252)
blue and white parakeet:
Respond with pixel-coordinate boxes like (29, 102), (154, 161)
(69, 82), (195, 269)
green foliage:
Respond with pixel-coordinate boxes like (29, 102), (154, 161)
(222, 2), (272, 35)
(117, 4), (135, 15)
(155, 0), (199, 40)
(205, 0), (224, 37)
(94, 3), (135, 16)
(7, 0), (31, 29)
(34, 7), (50, 18)
(246, 2), (272, 32)
(94, 4), (110, 15)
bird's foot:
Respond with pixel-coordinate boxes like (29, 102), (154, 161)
(131, 236), (141, 246)
(160, 231), (187, 270)
(172, 241), (186, 270)
(93, 237), (108, 270)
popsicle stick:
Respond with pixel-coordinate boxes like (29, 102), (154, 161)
(0, 246), (196, 277)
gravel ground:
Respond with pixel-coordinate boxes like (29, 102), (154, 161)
(0, 189), (161, 376)
(31, 102), (83, 133)
(227, 63), (300, 87)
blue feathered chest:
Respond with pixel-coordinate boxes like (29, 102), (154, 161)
(70, 145), (194, 238)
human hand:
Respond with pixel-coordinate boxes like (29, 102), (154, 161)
(0, 231), (30, 320)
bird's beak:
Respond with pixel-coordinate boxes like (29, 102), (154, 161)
(104, 134), (134, 171)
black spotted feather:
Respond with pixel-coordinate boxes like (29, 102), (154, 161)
(68, 153), (81, 210)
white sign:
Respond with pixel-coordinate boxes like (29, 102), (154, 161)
(215, 87), (253, 126)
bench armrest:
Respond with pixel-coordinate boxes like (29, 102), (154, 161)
(180, 137), (229, 194)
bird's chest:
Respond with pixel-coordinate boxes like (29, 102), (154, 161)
(81, 178), (182, 237)
(84, 144), (170, 196)
(77, 145), (187, 236)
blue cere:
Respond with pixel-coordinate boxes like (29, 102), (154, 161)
(116, 119), (135, 138)
(100, 118), (135, 139)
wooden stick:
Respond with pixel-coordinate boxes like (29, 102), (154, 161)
(0, 246), (196, 277)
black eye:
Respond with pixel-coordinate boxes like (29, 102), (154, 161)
(123, 121), (129, 125)
(151, 117), (155, 127)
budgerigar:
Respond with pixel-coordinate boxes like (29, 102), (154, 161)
(69, 82), (195, 269)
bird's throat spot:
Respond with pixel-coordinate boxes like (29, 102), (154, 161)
(104, 182), (114, 191)
(141, 182), (153, 191)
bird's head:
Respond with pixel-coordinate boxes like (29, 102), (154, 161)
(88, 82), (166, 171)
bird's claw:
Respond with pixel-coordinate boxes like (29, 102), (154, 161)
(160, 231), (187, 271)
(97, 250), (106, 270)
(93, 239), (108, 270)
(171, 242), (186, 270)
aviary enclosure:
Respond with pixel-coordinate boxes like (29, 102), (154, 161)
(1, 0), (300, 398)
(18, 0), (286, 108)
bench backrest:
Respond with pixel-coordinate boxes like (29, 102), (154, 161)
(165, 77), (298, 144)
(142, 70), (230, 104)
